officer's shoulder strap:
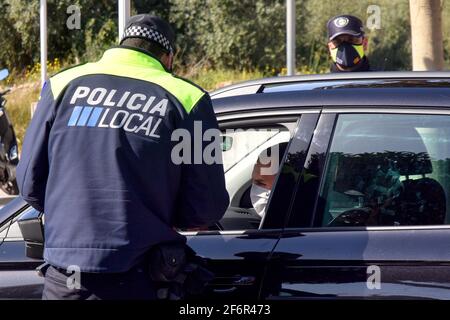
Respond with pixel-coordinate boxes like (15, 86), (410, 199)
(49, 62), (88, 78)
(49, 62), (205, 114)
(172, 74), (207, 94)
(49, 62), (93, 100)
(159, 74), (206, 114)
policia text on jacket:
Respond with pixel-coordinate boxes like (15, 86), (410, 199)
(67, 86), (168, 138)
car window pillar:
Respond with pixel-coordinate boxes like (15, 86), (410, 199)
(262, 113), (320, 229)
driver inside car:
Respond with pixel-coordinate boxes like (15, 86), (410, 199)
(250, 142), (288, 217)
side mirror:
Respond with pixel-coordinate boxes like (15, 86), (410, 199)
(17, 209), (44, 259)
(0, 69), (9, 81)
(221, 136), (233, 152)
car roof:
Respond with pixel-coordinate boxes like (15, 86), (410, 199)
(211, 72), (450, 115)
(210, 71), (450, 98)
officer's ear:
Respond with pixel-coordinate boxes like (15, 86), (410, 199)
(168, 52), (174, 71)
(161, 52), (174, 72)
(363, 36), (369, 51)
(327, 41), (333, 54)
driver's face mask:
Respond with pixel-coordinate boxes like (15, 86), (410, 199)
(330, 42), (365, 68)
(250, 184), (271, 217)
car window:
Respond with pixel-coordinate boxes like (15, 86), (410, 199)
(318, 113), (450, 227)
(194, 121), (296, 232)
(0, 206), (36, 242)
(222, 129), (281, 172)
(0, 219), (23, 241)
(263, 80), (450, 94)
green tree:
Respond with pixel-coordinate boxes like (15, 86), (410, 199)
(170, 0), (286, 71)
(0, 1), (24, 69)
(0, 0), (448, 75)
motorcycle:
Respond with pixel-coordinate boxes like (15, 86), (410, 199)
(0, 69), (19, 195)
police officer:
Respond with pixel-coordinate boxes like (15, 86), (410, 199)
(17, 14), (229, 300)
(327, 14), (372, 72)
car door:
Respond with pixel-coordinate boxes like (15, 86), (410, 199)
(0, 199), (44, 299)
(268, 109), (450, 299)
(183, 111), (319, 299)
(0, 110), (321, 300)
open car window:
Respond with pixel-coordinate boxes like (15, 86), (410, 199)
(219, 123), (292, 231)
(222, 129), (282, 172)
(178, 119), (297, 233)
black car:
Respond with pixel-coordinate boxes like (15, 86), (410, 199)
(0, 69), (19, 195)
(3, 71), (450, 299)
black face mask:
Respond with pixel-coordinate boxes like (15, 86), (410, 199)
(330, 57), (371, 73)
(330, 42), (365, 68)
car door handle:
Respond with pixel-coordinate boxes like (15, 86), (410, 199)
(212, 275), (256, 293)
(213, 287), (238, 294)
(232, 275), (256, 285)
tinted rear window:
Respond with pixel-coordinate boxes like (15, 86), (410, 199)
(263, 79), (450, 93)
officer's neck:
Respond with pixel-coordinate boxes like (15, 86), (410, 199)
(116, 45), (172, 73)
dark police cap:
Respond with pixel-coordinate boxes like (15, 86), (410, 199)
(327, 15), (364, 40)
(120, 14), (176, 54)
